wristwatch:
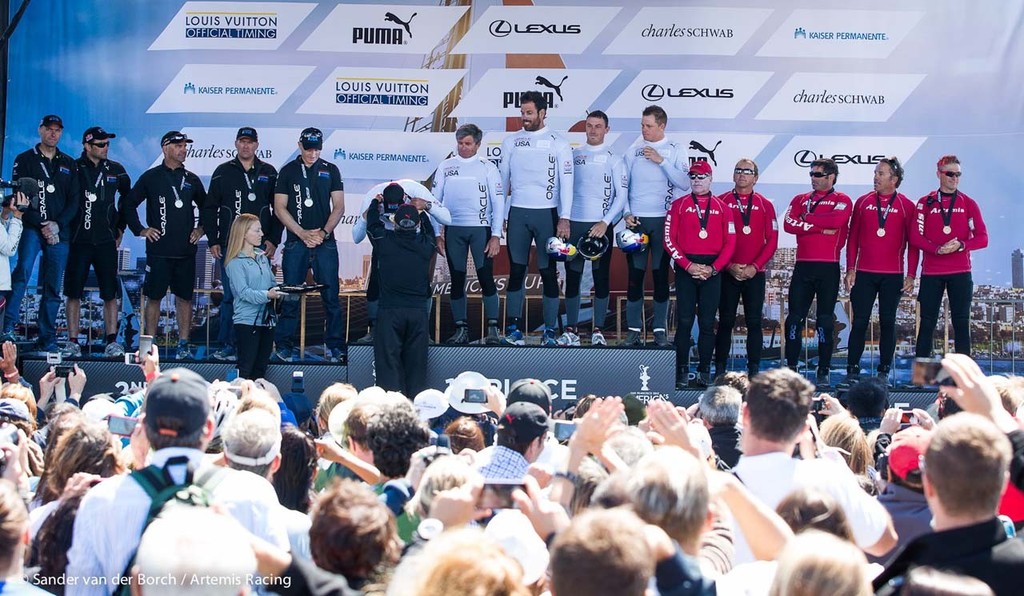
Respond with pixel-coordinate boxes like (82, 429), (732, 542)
(320, 227), (329, 237)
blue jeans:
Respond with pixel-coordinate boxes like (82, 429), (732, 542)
(274, 239), (342, 350)
(5, 228), (69, 348)
(218, 258), (235, 348)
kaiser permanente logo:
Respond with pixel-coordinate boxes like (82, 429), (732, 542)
(183, 82), (278, 96)
(149, 64), (313, 114)
(793, 27), (888, 41)
(335, 78), (428, 106)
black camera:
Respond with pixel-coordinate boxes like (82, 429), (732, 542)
(0, 178), (42, 211)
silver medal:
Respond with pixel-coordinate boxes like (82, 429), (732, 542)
(175, 199), (184, 209)
(45, 184), (55, 194)
(742, 225), (751, 235)
(942, 225), (952, 234)
(304, 198), (314, 207)
(86, 192), (97, 202)
(877, 228), (886, 238)
(698, 229), (708, 239)
(248, 192), (257, 202)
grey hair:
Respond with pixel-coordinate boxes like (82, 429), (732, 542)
(699, 385), (742, 427)
(624, 447), (709, 546)
(455, 123), (483, 145)
(606, 427), (655, 467)
(222, 409), (281, 479)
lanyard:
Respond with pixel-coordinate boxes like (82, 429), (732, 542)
(163, 168), (186, 207)
(35, 148), (53, 182)
(805, 188), (834, 213)
(875, 192), (895, 230)
(936, 191), (958, 228)
(298, 159), (315, 206)
(733, 191), (754, 227)
(692, 193), (712, 231)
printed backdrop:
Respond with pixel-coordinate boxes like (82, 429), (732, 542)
(2, 0), (1023, 311)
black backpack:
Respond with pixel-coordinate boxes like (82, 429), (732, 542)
(113, 456), (227, 595)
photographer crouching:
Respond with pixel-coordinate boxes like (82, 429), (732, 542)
(366, 188), (436, 398)
(0, 190), (31, 326)
(224, 214), (281, 380)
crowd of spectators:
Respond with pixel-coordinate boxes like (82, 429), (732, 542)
(0, 341), (1021, 595)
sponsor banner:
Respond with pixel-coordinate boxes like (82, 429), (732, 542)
(452, 69), (619, 118)
(347, 344), (675, 411)
(665, 133), (776, 172)
(607, 70), (773, 119)
(325, 131), (457, 180)
(299, 4), (468, 54)
(21, 359), (347, 399)
(296, 67), (467, 117)
(149, 2), (316, 51)
(604, 6), (773, 55)
(757, 136), (928, 185)
(148, 127), (302, 178)
(148, 64), (314, 114)
(479, 131), (623, 168)
(757, 9), (924, 59)
(756, 72), (926, 122)
(452, 5), (620, 54)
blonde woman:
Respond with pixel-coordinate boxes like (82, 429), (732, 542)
(224, 214), (280, 379)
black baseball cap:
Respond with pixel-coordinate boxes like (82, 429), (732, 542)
(39, 115), (63, 128)
(144, 368), (210, 437)
(498, 401), (549, 443)
(299, 127), (323, 150)
(394, 204), (420, 231)
(161, 131), (194, 146)
(83, 127), (116, 144)
(507, 378), (553, 414)
(236, 127), (258, 141)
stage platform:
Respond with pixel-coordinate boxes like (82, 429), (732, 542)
(18, 344), (941, 411)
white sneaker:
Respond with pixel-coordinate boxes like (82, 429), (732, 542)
(104, 341), (125, 358)
(591, 329), (607, 346)
(556, 330), (581, 347)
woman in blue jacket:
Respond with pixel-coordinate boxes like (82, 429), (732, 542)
(224, 213), (280, 379)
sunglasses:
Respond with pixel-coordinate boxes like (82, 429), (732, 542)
(941, 171), (962, 178)
(89, 142), (109, 148)
(734, 168), (756, 176)
(809, 171), (830, 178)
(688, 173), (710, 180)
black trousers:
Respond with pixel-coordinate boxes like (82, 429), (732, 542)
(235, 324), (274, 380)
(848, 272), (904, 371)
(784, 262), (840, 370)
(916, 272), (973, 357)
(674, 263), (722, 373)
(374, 306), (429, 398)
(714, 271), (766, 370)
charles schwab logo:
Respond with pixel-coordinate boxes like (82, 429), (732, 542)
(335, 78), (429, 106)
(641, 84), (734, 101)
(793, 27), (888, 41)
(793, 149), (883, 167)
(793, 89), (884, 105)
(641, 23), (733, 38)
(183, 11), (278, 39)
(488, 19), (582, 38)
(353, 11), (417, 45)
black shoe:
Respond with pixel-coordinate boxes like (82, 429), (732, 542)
(447, 325), (470, 345)
(354, 329), (374, 344)
(484, 323), (501, 345)
(839, 370), (861, 388)
(691, 371), (711, 388)
(618, 329), (643, 347)
(815, 369), (832, 387)
(652, 329), (671, 348)
(876, 367), (892, 385)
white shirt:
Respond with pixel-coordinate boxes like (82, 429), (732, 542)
(499, 127), (574, 215)
(621, 137), (690, 217)
(66, 448), (289, 596)
(434, 155), (504, 235)
(571, 143), (625, 224)
(730, 451), (889, 565)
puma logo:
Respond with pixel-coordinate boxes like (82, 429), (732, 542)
(384, 12), (416, 37)
(689, 140), (722, 167)
(535, 75), (568, 102)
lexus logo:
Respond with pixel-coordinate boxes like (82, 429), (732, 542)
(641, 84), (735, 101)
(794, 150), (885, 167)
(489, 19), (512, 37)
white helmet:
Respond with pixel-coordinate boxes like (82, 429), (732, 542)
(616, 229), (649, 253)
(545, 237), (578, 262)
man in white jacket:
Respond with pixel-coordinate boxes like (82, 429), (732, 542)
(0, 192), (29, 320)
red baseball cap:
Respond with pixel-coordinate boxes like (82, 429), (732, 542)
(888, 426), (932, 481)
(689, 161), (713, 176)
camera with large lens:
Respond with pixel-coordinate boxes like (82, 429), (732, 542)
(0, 178), (42, 212)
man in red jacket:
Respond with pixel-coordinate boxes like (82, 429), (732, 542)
(783, 158), (852, 387)
(665, 161), (735, 388)
(843, 157), (919, 386)
(713, 159), (777, 378)
(910, 155), (988, 357)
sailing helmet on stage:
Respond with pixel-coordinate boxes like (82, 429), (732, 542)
(545, 237), (578, 262)
(616, 229), (649, 253)
(577, 235), (610, 261)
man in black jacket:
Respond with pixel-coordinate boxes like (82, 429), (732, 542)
(696, 385), (742, 469)
(874, 413), (1024, 595)
(366, 191), (435, 398)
